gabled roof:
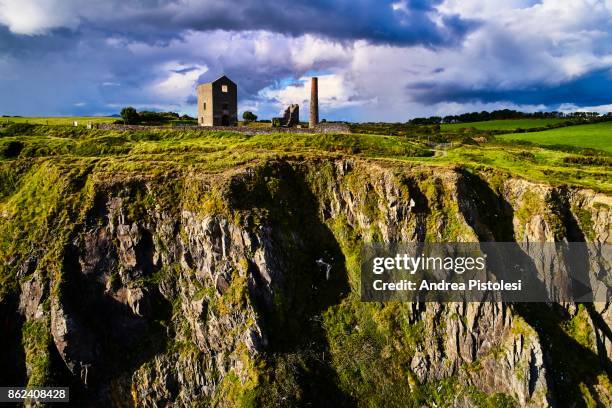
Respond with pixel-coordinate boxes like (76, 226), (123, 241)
(211, 75), (236, 85)
(197, 74), (235, 89)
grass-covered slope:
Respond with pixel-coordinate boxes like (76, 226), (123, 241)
(0, 123), (610, 407)
(1, 122), (610, 193)
(0, 123), (432, 165)
(441, 118), (570, 131)
(497, 121), (612, 153)
(408, 144), (611, 193)
(0, 116), (116, 126)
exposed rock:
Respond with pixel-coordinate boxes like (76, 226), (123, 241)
(18, 272), (45, 321)
(2, 158), (609, 406)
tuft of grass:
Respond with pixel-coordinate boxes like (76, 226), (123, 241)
(563, 304), (594, 350)
(22, 318), (52, 386)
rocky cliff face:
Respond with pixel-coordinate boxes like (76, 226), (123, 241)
(1, 158), (610, 407)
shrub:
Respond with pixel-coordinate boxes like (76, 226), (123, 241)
(242, 111), (257, 123)
(120, 107), (140, 124)
(1, 140), (24, 158)
(1, 123), (36, 136)
(563, 156), (611, 166)
(512, 151), (536, 161)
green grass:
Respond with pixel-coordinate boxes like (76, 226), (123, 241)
(0, 116), (116, 126)
(0, 123), (610, 194)
(0, 124), (432, 165)
(400, 144), (611, 193)
(0, 122), (610, 404)
(441, 118), (569, 131)
(497, 122), (612, 154)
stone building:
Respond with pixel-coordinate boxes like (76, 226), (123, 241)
(196, 75), (238, 126)
(282, 104), (300, 126)
(273, 104), (300, 127)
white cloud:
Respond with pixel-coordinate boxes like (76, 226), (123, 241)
(0, 0), (81, 35)
(148, 61), (208, 103)
(289, 35), (352, 71)
(93, 10), (612, 120)
(561, 103), (612, 114)
(436, 0), (612, 83)
(0, 1), (611, 118)
(431, 101), (548, 116)
(438, 0), (539, 18)
(261, 74), (371, 117)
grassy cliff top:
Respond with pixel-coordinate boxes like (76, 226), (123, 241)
(0, 122), (610, 193)
(0, 116), (116, 126)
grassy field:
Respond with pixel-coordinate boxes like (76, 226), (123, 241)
(1, 122), (610, 193)
(0, 124), (432, 174)
(441, 118), (569, 131)
(403, 144), (611, 192)
(497, 122), (612, 154)
(0, 116), (116, 126)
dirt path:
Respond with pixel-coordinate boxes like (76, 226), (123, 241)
(433, 149), (447, 158)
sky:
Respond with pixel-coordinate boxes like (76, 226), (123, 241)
(0, 0), (611, 122)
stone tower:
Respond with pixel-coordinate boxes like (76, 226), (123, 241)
(196, 75), (238, 126)
(309, 77), (318, 128)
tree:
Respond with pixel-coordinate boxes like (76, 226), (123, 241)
(120, 107), (139, 124)
(242, 111), (257, 123)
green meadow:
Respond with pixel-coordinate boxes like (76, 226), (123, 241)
(1, 116), (116, 126)
(1, 120), (610, 193)
(441, 118), (569, 131)
(404, 143), (611, 193)
(497, 122), (612, 154)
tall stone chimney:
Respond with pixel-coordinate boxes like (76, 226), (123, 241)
(309, 77), (318, 128)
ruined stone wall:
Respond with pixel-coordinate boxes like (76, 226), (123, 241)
(282, 104), (300, 127)
(314, 123), (351, 133)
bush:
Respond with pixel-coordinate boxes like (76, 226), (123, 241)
(563, 156), (611, 166)
(1, 140), (24, 158)
(1, 123), (36, 136)
(242, 111), (257, 122)
(512, 151), (536, 161)
(120, 107), (140, 124)
(139, 111), (179, 124)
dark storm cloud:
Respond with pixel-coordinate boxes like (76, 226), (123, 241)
(0, 25), (79, 56)
(88, 0), (476, 47)
(0, 0), (478, 117)
(1, 0), (611, 119)
(408, 70), (612, 107)
(172, 66), (201, 74)
(0, 24), (176, 115)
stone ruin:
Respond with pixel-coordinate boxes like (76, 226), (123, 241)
(273, 104), (300, 127)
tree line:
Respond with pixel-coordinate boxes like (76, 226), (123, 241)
(120, 107), (195, 125)
(409, 109), (611, 125)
